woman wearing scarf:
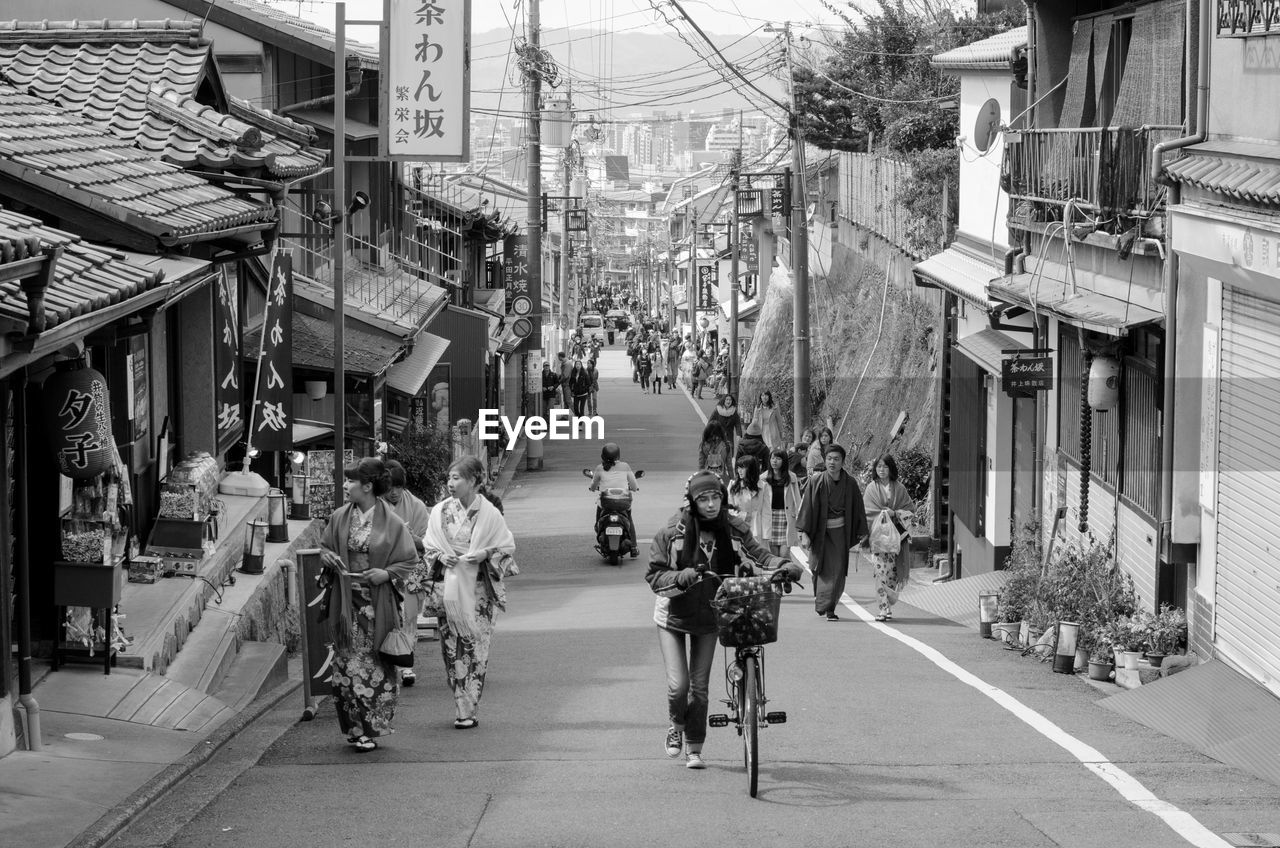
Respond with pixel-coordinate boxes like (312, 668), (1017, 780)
(863, 453), (916, 621)
(318, 458), (420, 751)
(383, 459), (431, 686)
(806, 426), (835, 477)
(709, 393), (744, 456)
(646, 470), (801, 769)
(696, 419), (732, 487)
(422, 456), (517, 729)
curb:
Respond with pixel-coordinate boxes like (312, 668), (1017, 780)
(64, 677), (302, 848)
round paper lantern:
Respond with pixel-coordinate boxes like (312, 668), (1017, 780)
(42, 361), (115, 479)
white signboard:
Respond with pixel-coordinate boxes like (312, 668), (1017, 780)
(383, 0), (471, 161)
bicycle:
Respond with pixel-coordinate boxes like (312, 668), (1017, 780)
(704, 567), (799, 798)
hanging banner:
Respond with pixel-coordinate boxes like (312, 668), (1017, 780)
(503, 234), (540, 350)
(250, 254), (294, 451)
(214, 268), (243, 454)
(1001, 355), (1053, 396)
(382, 0), (471, 162)
(696, 263), (718, 310)
(42, 363), (114, 479)
(739, 229), (758, 272)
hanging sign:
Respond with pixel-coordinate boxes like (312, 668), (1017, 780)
(503, 234), (540, 349)
(383, 0), (471, 161)
(739, 229), (758, 272)
(696, 263), (718, 310)
(214, 268), (243, 454)
(1001, 355), (1053, 396)
(42, 362), (114, 479)
(739, 272), (758, 300)
(250, 253), (294, 452)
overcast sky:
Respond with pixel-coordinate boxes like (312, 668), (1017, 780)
(273, 0), (848, 39)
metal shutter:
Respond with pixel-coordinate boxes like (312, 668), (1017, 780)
(1216, 286), (1280, 695)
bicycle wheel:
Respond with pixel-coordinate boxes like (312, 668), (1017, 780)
(742, 657), (759, 797)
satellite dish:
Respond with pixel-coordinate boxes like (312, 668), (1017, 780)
(973, 98), (1002, 153)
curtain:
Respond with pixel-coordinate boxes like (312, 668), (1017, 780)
(1150, 0), (1186, 126)
(1111, 6), (1156, 127)
(1058, 18), (1095, 128)
(1091, 19), (1113, 115)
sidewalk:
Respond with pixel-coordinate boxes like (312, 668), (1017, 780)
(0, 456), (531, 848)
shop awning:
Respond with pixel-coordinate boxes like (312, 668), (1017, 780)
(385, 332), (450, 396)
(989, 264), (1163, 335)
(292, 421), (332, 446)
(289, 108), (379, 141)
(954, 327), (1024, 374)
(720, 298), (758, 320)
(913, 247), (1000, 309)
(251, 312), (405, 375)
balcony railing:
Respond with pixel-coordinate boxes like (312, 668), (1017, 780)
(1002, 126), (1183, 232)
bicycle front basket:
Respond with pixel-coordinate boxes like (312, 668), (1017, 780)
(710, 575), (782, 647)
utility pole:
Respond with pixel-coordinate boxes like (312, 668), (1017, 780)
(561, 151), (571, 353)
(729, 143), (741, 398)
(524, 0), (544, 471)
(333, 2), (346, 483)
(779, 22), (810, 441)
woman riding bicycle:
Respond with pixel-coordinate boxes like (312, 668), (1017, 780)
(645, 470), (801, 770)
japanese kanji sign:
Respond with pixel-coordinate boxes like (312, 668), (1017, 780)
(249, 253), (294, 451)
(696, 263), (718, 311)
(503, 234), (540, 350)
(41, 363), (114, 480)
(739, 229), (758, 272)
(214, 267), (243, 454)
(383, 0), (471, 161)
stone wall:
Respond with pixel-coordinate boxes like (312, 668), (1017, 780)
(232, 519), (325, 654)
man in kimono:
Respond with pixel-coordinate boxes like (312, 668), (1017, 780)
(797, 443), (869, 621)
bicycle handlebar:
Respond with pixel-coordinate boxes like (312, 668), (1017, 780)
(695, 565), (801, 593)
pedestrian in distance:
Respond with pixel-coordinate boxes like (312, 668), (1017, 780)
(797, 443), (869, 621)
(735, 413), (770, 472)
(587, 358), (600, 415)
(317, 457), (420, 751)
(680, 342), (697, 390)
(646, 470), (802, 769)
(558, 351), (573, 409)
(762, 448), (802, 556)
(806, 426), (835, 477)
(727, 454), (766, 539)
(666, 337), (680, 389)
(382, 459), (431, 686)
(691, 354), (710, 399)
(421, 457), (518, 730)
(755, 391), (785, 451)
(863, 453), (915, 621)
(709, 393), (744, 456)
(637, 346), (653, 393)
(541, 362), (559, 409)
(697, 419), (732, 487)
(650, 346), (666, 394)
(570, 359), (592, 416)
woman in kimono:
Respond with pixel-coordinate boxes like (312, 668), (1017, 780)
(383, 459), (431, 686)
(318, 457), (420, 751)
(422, 456), (517, 729)
(863, 453), (916, 621)
(754, 391), (785, 452)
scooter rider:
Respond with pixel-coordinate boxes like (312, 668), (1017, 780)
(588, 443), (638, 543)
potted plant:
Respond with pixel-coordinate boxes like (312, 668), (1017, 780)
(1114, 614), (1146, 670)
(1086, 622), (1116, 681)
(1143, 604), (1187, 667)
(996, 519), (1046, 647)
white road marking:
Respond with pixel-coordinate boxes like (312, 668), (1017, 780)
(792, 559), (1232, 848)
(681, 383), (709, 424)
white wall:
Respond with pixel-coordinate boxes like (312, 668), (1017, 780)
(956, 71), (1014, 251)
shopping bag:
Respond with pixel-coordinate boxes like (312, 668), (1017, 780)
(870, 510), (903, 555)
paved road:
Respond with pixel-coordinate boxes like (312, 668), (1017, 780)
(109, 349), (1280, 848)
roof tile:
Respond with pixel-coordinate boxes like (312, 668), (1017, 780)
(1167, 153), (1280, 204)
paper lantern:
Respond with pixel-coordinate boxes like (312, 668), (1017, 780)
(1086, 356), (1121, 410)
(42, 360), (115, 479)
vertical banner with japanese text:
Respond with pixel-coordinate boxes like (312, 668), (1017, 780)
(383, 0), (471, 161)
(250, 254), (294, 451)
(214, 268), (243, 454)
(696, 263), (718, 311)
(503, 234), (540, 350)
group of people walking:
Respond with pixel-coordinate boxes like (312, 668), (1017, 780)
(317, 455), (517, 751)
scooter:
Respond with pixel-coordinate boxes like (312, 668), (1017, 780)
(582, 468), (645, 565)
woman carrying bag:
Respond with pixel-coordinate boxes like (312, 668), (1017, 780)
(863, 453), (915, 622)
(383, 459), (431, 686)
(422, 456), (517, 729)
(318, 458), (420, 752)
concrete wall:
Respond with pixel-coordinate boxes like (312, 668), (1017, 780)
(957, 70), (1015, 250)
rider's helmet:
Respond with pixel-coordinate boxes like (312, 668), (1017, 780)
(601, 443), (621, 465)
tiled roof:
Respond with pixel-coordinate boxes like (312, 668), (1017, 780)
(0, 22), (327, 179)
(219, 0), (380, 68)
(1166, 153), (1280, 204)
(931, 26), (1028, 70)
(247, 312), (403, 375)
(0, 84), (276, 246)
(0, 205), (168, 331)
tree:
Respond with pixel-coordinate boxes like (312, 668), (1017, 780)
(387, 413), (452, 505)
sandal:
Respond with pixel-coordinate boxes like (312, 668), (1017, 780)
(352, 736), (378, 752)
(453, 717), (479, 730)
(874, 614), (888, 622)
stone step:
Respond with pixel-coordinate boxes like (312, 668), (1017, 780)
(211, 641), (288, 714)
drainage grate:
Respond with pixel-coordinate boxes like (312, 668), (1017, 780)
(1222, 835), (1280, 848)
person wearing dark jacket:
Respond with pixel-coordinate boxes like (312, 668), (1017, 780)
(569, 359), (592, 416)
(797, 443), (870, 621)
(646, 470), (801, 770)
(735, 414), (770, 471)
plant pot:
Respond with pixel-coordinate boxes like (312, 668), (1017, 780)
(1113, 647), (1125, 667)
(1121, 650), (1142, 670)
(1087, 660), (1113, 681)
(1145, 652), (1166, 667)
(991, 621), (1019, 643)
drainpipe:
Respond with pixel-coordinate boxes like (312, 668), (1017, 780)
(14, 371), (41, 751)
(1153, 0), (1210, 561)
(278, 65), (365, 116)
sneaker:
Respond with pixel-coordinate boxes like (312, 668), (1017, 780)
(665, 726), (683, 758)
(685, 750), (706, 769)
(826, 613), (840, 621)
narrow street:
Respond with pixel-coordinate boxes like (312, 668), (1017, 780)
(107, 349), (1280, 848)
